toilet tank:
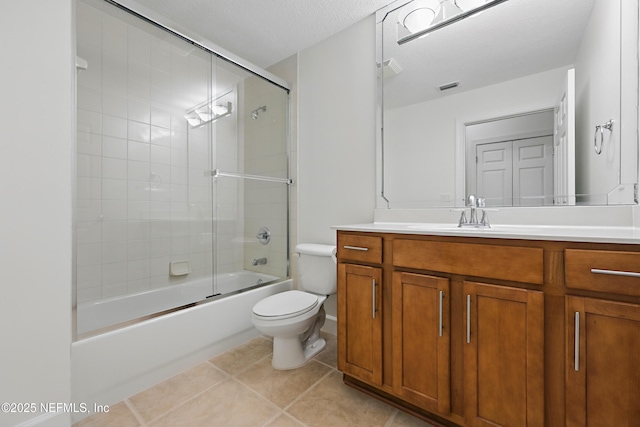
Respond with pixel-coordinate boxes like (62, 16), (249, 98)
(296, 243), (337, 295)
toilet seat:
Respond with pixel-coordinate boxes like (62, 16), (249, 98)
(252, 290), (319, 320)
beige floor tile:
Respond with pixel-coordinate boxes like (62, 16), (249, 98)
(128, 362), (226, 423)
(313, 332), (337, 368)
(390, 410), (438, 427)
(237, 358), (331, 408)
(210, 336), (273, 375)
(148, 378), (280, 427)
(266, 413), (307, 427)
(287, 371), (396, 426)
(73, 402), (140, 427)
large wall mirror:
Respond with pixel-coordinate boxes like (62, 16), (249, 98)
(376, 0), (639, 208)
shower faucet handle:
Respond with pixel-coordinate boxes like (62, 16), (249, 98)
(256, 227), (271, 244)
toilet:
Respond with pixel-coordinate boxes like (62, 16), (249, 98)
(252, 243), (337, 370)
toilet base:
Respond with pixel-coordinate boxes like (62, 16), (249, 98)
(272, 336), (326, 370)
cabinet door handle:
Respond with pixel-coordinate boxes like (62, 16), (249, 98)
(372, 279), (377, 319)
(344, 245), (369, 251)
(439, 290), (444, 337)
(591, 268), (640, 278)
(574, 311), (580, 371)
(466, 295), (471, 344)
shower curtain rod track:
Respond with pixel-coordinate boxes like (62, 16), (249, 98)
(102, 0), (290, 94)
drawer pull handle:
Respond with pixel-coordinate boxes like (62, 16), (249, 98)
(439, 290), (444, 337)
(574, 311), (580, 371)
(372, 279), (377, 319)
(344, 245), (369, 252)
(466, 295), (471, 344)
(591, 268), (640, 278)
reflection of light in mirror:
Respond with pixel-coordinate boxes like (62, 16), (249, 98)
(184, 98), (233, 128)
(397, 0), (508, 44)
(398, 0), (439, 34)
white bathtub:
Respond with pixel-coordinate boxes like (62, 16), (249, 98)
(71, 277), (291, 422)
(76, 271), (279, 335)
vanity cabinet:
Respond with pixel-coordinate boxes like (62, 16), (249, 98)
(337, 234), (383, 386)
(337, 229), (640, 427)
(392, 272), (451, 414)
(564, 248), (640, 426)
(338, 231), (545, 427)
(464, 281), (544, 427)
(337, 263), (382, 385)
(565, 296), (640, 426)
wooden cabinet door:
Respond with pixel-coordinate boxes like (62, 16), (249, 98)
(392, 272), (450, 414)
(337, 263), (383, 385)
(566, 296), (640, 427)
(464, 281), (544, 427)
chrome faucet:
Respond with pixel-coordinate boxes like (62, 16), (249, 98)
(252, 257), (267, 266)
(458, 194), (491, 228)
(467, 194), (477, 224)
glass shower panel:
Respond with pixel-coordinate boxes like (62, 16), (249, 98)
(75, 0), (290, 337)
(211, 68), (290, 295)
(75, 0), (215, 335)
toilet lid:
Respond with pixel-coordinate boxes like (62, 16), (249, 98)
(252, 290), (319, 319)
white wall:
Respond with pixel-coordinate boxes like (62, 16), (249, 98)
(0, 1), (73, 426)
(298, 16), (377, 246)
(574, 0), (622, 201)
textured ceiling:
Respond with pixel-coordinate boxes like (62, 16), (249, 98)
(119, 0), (393, 68)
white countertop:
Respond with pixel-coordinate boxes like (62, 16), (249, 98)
(332, 222), (640, 244)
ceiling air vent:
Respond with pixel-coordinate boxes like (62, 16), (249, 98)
(439, 81), (460, 91)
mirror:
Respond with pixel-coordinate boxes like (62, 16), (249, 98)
(377, 0), (638, 208)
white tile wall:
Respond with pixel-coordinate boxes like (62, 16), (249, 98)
(76, 1), (214, 303)
(242, 72), (291, 279)
(76, 0), (291, 307)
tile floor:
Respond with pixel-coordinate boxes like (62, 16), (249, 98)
(74, 332), (436, 427)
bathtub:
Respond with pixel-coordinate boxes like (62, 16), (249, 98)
(71, 276), (291, 422)
(76, 271), (279, 335)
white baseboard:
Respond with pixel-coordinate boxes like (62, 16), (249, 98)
(322, 314), (337, 336)
(13, 412), (69, 427)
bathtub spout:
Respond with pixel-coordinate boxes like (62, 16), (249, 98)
(252, 257), (267, 266)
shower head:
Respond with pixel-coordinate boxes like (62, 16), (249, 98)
(251, 105), (267, 120)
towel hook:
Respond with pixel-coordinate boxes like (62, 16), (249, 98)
(594, 119), (614, 155)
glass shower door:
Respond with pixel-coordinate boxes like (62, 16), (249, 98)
(211, 69), (290, 296)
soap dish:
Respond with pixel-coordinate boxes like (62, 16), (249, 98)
(169, 260), (191, 276)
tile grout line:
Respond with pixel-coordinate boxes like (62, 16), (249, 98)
(282, 364), (336, 411)
(136, 365), (233, 425)
(123, 399), (147, 427)
(384, 409), (401, 427)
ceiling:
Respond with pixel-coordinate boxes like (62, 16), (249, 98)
(120, 0), (393, 69)
(118, 0), (599, 110)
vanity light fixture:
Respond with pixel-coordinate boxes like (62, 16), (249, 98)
(397, 0), (508, 45)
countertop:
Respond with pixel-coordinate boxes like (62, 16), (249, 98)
(332, 222), (640, 244)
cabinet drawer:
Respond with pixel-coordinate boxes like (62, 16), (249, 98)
(565, 249), (640, 296)
(393, 239), (543, 285)
(337, 234), (382, 264)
